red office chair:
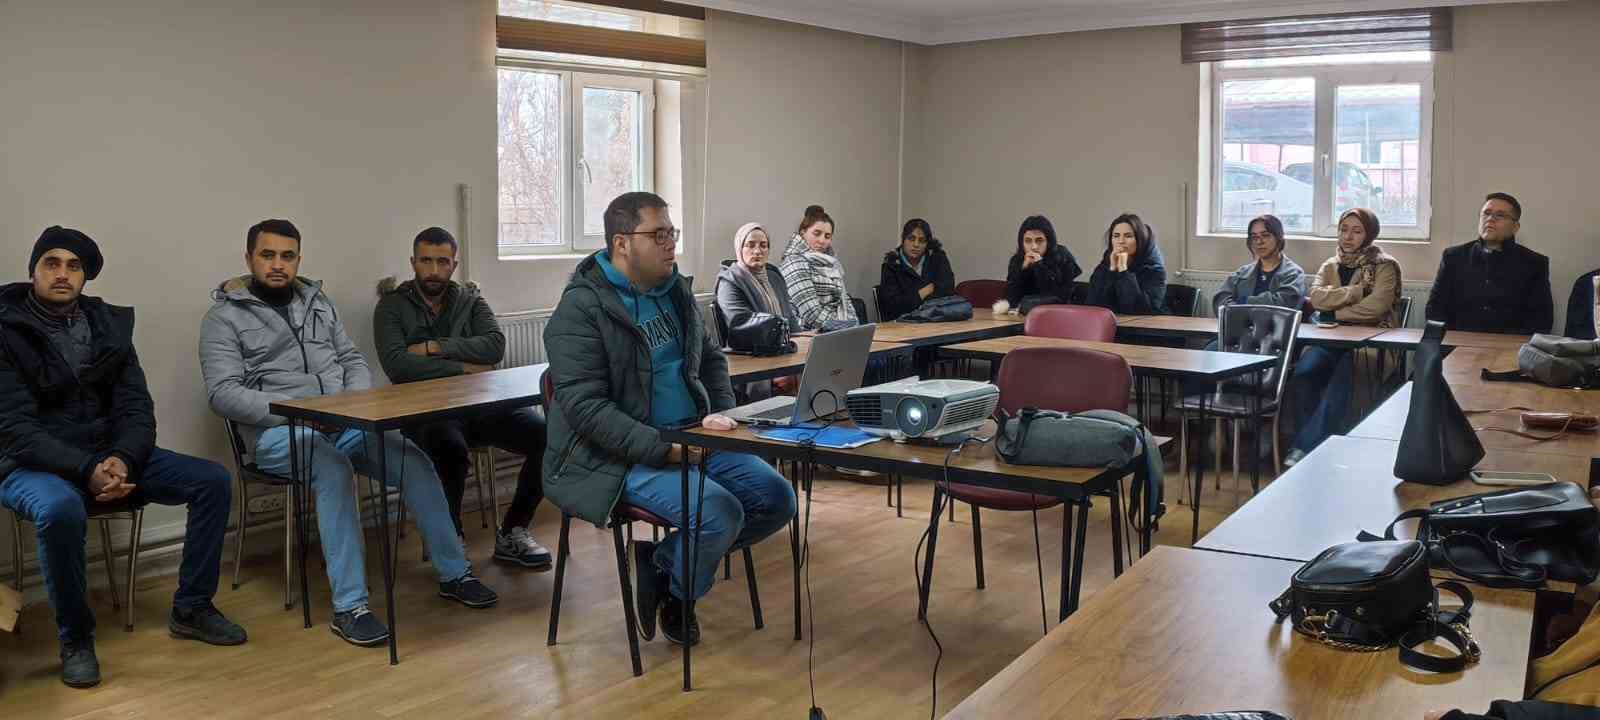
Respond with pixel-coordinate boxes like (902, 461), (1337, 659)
(1024, 305), (1117, 342)
(542, 371), (770, 679)
(956, 279), (1008, 310)
(917, 346), (1135, 624)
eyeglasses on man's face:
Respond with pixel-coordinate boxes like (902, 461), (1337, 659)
(620, 227), (681, 246)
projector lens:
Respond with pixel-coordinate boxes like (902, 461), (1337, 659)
(897, 398), (929, 438)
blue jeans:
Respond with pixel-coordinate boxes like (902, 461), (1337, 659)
(2, 448), (232, 643)
(623, 452), (796, 601)
(253, 426), (466, 614)
(1289, 346), (1355, 454)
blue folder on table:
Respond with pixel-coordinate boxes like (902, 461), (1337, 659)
(751, 424), (882, 449)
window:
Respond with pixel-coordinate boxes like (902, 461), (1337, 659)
(1205, 52), (1433, 239)
(495, 0), (703, 258)
(497, 69), (655, 256)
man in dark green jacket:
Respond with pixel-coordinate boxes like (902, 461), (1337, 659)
(374, 227), (550, 569)
(543, 192), (796, 646)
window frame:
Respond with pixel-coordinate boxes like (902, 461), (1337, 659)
(1207, 57), (1434, 241)
(495, 62), (656, 258)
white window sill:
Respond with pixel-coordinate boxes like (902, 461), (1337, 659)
(1194, 233), (1432, 245)
(497, 252), (593, 263)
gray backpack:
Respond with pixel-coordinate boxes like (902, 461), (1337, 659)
(1517, 334), (1600, 388)
(994, 407), (1165, 527)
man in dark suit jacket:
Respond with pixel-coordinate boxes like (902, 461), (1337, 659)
(1424, 192), (1553, 335)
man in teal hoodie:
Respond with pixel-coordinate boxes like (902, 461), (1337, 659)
(542, 192), (796, 646)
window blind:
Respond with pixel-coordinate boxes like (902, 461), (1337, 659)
(1182, 8), (1451, 64)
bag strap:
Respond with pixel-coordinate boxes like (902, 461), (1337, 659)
(1480, 368), (1528, 383)
(1434, 531), (1546, 588)
(1397, 581), (1481, 673)
(1356, 508), (1430, 542)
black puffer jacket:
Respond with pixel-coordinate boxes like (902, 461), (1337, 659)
(1085, 226), (1168, 315)
(0, 283), (156, 487)
(878, 247), (956, 321)
(1005, 221), (1081, 306)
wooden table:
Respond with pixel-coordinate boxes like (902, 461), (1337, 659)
(1194, 435), (1589, 569)
(724, 337), (910, 383)
(662, 421), (1167, 630)
(867, 316), (1024, 347)
(945, 546), (1533, 720)
(269, 363), (547, 665)
(1350, 382), (1600, 458)
(1370, 327), (1532, 351)
(1118, 314), (1390, 348)
(939, 334), (1275, 380)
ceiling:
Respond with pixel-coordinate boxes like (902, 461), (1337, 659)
(679, 0), (1549, 44)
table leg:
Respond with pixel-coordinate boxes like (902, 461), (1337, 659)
(1057, 504), (1072, 622)
(366, 431), (400, 666)
(679, 457), (693, 691)
(1108, 481), (1124, 578)
(1133, 375), (1146, 423)
(290, 421), (312, 630)
(1067, 499), (1089, 618)
(1190, 393), (1208, 544)
(1251, 370), (1263, 494)
(917, 483), (945, 621)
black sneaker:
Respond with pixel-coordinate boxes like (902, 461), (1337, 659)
(60, 640), (100, 688)
(633, 540), (662, 641)
(330, 606), (390, 647)
(170, 603), (248, 646)
(659, 594), (701, 647)
(439, 573), (499, 608)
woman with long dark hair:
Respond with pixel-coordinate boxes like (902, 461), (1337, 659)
(1085, 213), (1167, 315)
(1003, 215), (1080, 311)
(878, 218), (956, 320)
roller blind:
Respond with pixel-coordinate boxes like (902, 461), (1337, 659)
(496, 4), (706, 68)
(1182, 7), (1452, 64)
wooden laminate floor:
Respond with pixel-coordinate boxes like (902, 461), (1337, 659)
(0, 461), (1260, 719)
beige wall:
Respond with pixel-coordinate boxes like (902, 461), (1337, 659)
(0, 3), (909, 569)
(909, 0), (1600, 331)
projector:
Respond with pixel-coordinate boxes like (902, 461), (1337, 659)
(846, 377), (999, 441)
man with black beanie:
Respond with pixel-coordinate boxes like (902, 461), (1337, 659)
(0, 226), (247, 689)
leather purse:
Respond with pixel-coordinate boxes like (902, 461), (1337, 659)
(727, 312), (797, 357)
(1395, 321), (1484, 485)
(1269, 540), (1480, 672)
(1361, 482), (1600, 588)
(1521, 411), (1600, 432)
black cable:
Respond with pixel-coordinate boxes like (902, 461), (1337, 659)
(802, 456), (819, 714)
(913, 434), (991, 720)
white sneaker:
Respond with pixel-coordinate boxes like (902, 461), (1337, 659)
(1283, 449), (1307, 468)
(493, 526), (553, 569)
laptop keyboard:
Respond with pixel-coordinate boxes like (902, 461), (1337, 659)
(751, 402), (796, 420)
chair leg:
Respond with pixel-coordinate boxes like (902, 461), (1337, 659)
(723, 554), (732, 581)
(1213, 418), (1224, 490)
(610, 520), (645, 677)
(98, 519), (121, 611)
(284, 487), (295, 611)
(12, 514), (23, 592)
(917, 486), (945, 621)
(125, 510), (144, 631)
(948, 497), (956, 523)
(231, 477), (247, 591)
(1231, 420), (1242, 493)
(546, 514), (572, 647)
(486, 448), (500, 530)
(886, 474), (893, 507)
(474, 449), (489, 530)
(1177, 414), (1188, 506)
(1272, 414), (1283, 476)
(970, 505), (985, 590)
(742, 546), (763, 630)
(896, 474), (904, 518)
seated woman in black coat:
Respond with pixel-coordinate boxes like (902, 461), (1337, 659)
(1003, 214), (1081, 312)
(878, 218), (956, 320)
(1085, 213), (1167, 315)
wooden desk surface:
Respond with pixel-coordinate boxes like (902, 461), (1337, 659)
(269, 363), (546, 429)
(723, 337), (908, 383)
(941, 334), (1274, 380)
(1351, 382), (1600, 458)
(867, 316), (1024, 345)
(1120, 314), (1387, 347)
(669, 420), (1169, 497)
(1195, 435), (1589, 564)
(945, 546), (1533, 720)
(1372, 327), (1532, 350)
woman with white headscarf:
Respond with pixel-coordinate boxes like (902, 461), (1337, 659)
(715, 222), (799, 400)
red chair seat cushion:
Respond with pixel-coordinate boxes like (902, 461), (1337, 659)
(943, 483), (1063, 511)
(614, 503), (674, 528)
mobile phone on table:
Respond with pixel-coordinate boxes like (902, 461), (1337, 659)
(1468, 470), (1556, 486)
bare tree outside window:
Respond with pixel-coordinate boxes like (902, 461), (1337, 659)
(498, 69), (562, 248)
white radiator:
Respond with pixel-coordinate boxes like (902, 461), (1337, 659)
(494, 292), (718, 368)
(1172, 270), (1430, 328)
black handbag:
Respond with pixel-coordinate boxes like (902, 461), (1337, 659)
(1269, 540), (1481, 673)
(726, 313), (797, 357)
(1360, 482), (1600, 588)
(1395, 320), (1485, 485)
(1017, 294), (1064, 315)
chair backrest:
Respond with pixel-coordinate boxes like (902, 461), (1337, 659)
(1067, 281), (1090, 305)
(872, 284), (889, 322)
(541, 368), (556, 408)
(1395, 295), (1414, 328)
(955, 279), (1007, 310)
(1023, 305), (1117, 342)
(222, 418), (288, 482)
(851, 297), (870, 324)
(995, 346), (1131, 415)
(1216, 304), (1301, 401)
(711, 289), (731, 348)
(1165, 283), (1200, 317)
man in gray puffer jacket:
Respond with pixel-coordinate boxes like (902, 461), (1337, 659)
(199, 219), (497, 648)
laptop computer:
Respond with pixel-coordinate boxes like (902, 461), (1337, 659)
(724, 323), (876, 426)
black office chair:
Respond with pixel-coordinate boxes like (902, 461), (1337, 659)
(223, 418), (300, 610)
(1067, 281), (1090, 305)
(872, 284), (891, 322)
(1165, 284), (1200, 317)
(1175, 304), (1300, 539)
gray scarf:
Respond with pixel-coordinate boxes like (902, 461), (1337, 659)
(731, 222), (781, 315)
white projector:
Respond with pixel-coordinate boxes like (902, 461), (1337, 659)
(845, 377), (1000, 441)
